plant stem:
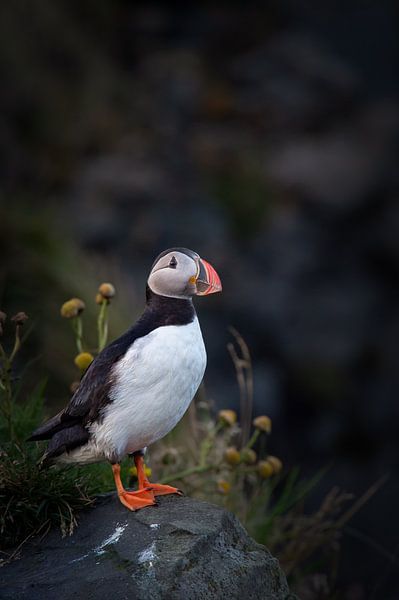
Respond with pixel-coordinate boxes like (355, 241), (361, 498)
(0, 324), (24, 438)
(0, 346), (14, 440)
(9, 325), (21, 364)
(160, 464), (213, 484)
(161, 421), (223, 485)
(71, 317), (83, 353)
(199, 422), (222, 466)
(245, 429), (260, 450)
(97, 300), (108, 352)
(228, 328), (253, 447)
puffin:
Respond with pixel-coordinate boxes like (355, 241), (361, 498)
(29, 248), (222, 510)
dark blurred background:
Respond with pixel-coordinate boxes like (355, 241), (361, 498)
(1, 2), (398, 597)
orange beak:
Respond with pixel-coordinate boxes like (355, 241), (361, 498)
(196, 258), (222, 295)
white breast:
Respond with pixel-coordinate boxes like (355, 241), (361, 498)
(91, 317), (206, 461)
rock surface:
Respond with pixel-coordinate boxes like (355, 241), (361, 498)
(0, 494), (291, 600)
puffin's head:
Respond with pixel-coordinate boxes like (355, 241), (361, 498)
(147, 247), (222, 300)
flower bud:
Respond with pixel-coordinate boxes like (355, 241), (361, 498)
(98, 283), (115, 300)
(11, 312), (28, 325)
(241, 448), (257, 465)
(218, 409), (237, 427)
(95, 293), (105, 305)
(257, 460), (274, 479)
(266, 455), (283, 474)
(224, 446), (241, 466)
(217, 479), (231, 494)
(74, 352), (94, 371)
(61, 298), (85, 318)
(253, 415), (272, 433)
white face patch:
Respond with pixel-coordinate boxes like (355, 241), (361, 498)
(147, 250), (198, 298)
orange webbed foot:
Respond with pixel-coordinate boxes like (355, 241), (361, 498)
(147, 483), (183, 497)
(118, 488), (156, 511)
(132, 455), (183, 498)
(112, 463), (156, 511)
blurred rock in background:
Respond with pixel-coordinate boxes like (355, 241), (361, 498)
(1, 2), (398, 597)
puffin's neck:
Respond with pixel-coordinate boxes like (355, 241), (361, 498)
(145, 286), (196, 326)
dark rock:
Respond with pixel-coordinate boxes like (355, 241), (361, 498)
(0, 494), (290, 600)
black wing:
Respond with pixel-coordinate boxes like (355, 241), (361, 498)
(28, 330), (138, 463)
(28, 327), (138, 442)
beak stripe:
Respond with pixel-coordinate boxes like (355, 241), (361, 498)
(197, 259), (222, 295)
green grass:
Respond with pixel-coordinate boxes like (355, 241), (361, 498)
(0, 442), (93, 554)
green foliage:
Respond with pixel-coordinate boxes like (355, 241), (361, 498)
(2, 380), (47, 445)
(82, 458), (131, 496)
(0, 443), (93, 555)
(247, 467), (326, 544)
(0, 313), (93, 557)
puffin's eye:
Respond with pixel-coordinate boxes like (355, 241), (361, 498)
(169, 256), (177, 269)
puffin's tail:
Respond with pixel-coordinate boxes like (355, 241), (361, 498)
(27, 411), (65, 442)
(28, 411), (90, 465)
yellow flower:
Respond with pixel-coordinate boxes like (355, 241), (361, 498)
(98, 283), (116, 300)
(253, 415), (272, 433)
(257, 460), (274, 479)
(129, 466), (152, 478)
(241, 448), (257, 465)
(257, 456), (283, 479)
(217, 479), (231, 494)
(266, 455), (283, 474)
(61, 298), (85, 318)
(74, 352), (94, 371)
(224, 447), (241, 466)
(218, 409), (237, 427)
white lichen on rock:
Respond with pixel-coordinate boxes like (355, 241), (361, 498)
(137, 540), (157, 567)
